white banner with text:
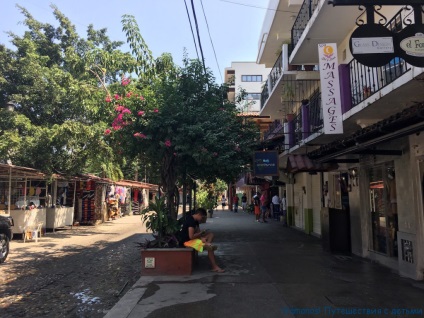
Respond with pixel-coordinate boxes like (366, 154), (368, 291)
(318, 43), (343, 134)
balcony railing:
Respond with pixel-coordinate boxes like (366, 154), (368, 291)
(349, 8), (411, 107)
(263, 120), (283, 141)
(308, 90), (323, 134)
(291, 0), (319, 50)
(292, 111), (303, 145)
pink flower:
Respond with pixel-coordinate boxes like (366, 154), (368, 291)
(126, 91), (132, 98)
(137, 110), (145, 116)
(105, 96), (112, 103)
(173, 152), (177, 156)
(213, 152), (218, 157)
(114, 94), (121, 100)
(153, 109), (159, 113)
(104, 129), (111, 135)
(115, 105), (125, 112)
(164, 140), (172, 147)
(121, 78), (131, 86)
(122, 108), (131, 114)
(134, 132), (147, 139)
(140, 96), (145, 101)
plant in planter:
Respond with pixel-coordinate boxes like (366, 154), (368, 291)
(140, 197), (181, 248)
(139, 197), (196, 276)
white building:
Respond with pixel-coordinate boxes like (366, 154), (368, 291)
(255, 0), (424, 280)
(224, 62), (271, 113)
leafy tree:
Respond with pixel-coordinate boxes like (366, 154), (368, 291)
(0, 5), (135, 177)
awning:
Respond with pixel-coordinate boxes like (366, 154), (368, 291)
(286, 155), (338, 173)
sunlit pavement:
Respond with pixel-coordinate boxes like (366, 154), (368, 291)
(105, 209), (424, 318)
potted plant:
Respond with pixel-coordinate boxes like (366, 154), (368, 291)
(139, 197), (194, 276)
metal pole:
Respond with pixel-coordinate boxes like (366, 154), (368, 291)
(7, 167), (11, 214)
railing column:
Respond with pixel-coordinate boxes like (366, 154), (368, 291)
(339, 64), (352, 114)
(282, 43), (289, 72)
(301, 100), (310, 140)
(287, 114), (295, 149)
(267, 74), (272, 98)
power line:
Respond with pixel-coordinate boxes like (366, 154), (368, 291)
(183, 0), (200, 60)
(218, 0), (298, 13)
(190, 0), (207, 75)
(200, 0), (223, 83)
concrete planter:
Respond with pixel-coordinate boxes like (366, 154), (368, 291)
(141, 248), (193, 276)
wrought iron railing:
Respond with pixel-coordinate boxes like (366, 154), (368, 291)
(261, 81), (269, 109)
(263, 120), (283, 140)
(291, 0), (319, 50)
(292, 111), (303, 145)
(308, 90), (323, 134)
(349, 8), (411, 107)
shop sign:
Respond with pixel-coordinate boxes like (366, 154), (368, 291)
(253, 151), (279, 176)
(349, 24), (395, 67)
(400, 35), (424, 57)
(397, 25), (424, 67)
(351, 37), (394, 54)
(318, 43), (343, 135)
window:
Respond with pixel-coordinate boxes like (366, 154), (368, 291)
(243, 93), (261, 100)
(241, 75), (262, 82)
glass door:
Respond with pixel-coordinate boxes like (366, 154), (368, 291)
(369, 163), (398, 257)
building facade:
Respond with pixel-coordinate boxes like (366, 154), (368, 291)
(256, 0), (424, 280)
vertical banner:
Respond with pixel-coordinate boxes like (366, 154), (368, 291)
(318, 43), (343, 134)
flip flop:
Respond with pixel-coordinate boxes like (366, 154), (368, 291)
(211, 268), (225, 273)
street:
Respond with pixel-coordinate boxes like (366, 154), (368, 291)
(0, 215), (150, 318)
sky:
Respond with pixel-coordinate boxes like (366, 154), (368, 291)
(0, 0), (270, 84)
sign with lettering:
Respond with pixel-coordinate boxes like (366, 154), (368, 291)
(351, 37), (394, 54)
(318, 43), (343, 134)
(349, 24), (396, 67)
(253, 151), (279, 176)
(397, 25), (424, 67)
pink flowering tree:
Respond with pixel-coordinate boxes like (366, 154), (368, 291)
(100, 16), (259, 220)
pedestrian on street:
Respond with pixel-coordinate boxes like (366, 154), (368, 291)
(272, 193), (281, 220)
(233, 194), (239, 213)
(241, 193), (247, 212)
(281, 195), (287, 226)
(253, 192), (261, 222)
(260, 193), (268, 223)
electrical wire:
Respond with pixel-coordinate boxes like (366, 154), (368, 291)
(200, 0), (223, 83)
(183, 0), (200, 60)
(218, 0), (297, 14)
(190, 0), (207, 75)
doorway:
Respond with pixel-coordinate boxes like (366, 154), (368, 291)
(368, 162), (398, 257)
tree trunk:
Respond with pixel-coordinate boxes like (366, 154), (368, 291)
(161, 153), (178, 220)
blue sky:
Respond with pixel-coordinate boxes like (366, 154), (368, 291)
(0, 0), (269, 83)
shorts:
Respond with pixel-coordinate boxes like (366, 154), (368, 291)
(261, 205), (267, 213)
(254, 206), (260, 215)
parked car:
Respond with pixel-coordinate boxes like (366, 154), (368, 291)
(0, 214), (14, 263)
(15, 196), (40, 209)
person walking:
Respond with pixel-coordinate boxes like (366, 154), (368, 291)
(233, 194), (239, 213)
(260, 192), (268, 223)
(253, 192), (261, 222)
(221, 195), (227, 210)
(281, 195), (287, 226)
(241, 193), (247, 212)
(271, 193), (281, 221)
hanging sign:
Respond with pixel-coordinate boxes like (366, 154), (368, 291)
(349, 24), (395, 67)
(396, 25), (424, 67)
(318, 43), (343, 134)
(253, 151), (279, 176)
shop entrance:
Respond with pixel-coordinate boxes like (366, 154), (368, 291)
(369, 162), (398, 257)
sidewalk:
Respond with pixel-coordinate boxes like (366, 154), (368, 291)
(105, 209), (424, 318)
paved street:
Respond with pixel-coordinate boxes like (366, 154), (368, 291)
(0, 215), (151, 318)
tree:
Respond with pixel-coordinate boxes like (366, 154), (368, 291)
(0, 5), (135, 177)
(102, 45), (259, 220)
